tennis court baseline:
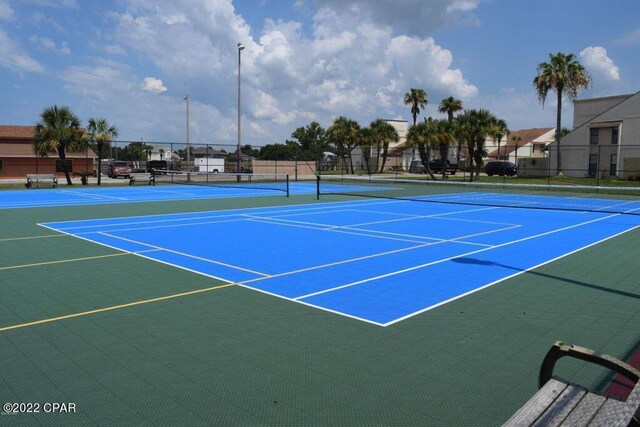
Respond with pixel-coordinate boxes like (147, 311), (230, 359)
(41, 195), (640, 326)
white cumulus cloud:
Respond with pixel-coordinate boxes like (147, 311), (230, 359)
(580, 46), (620, 81)
(72, 0), (480, 144)
(141, 77), (167, 93)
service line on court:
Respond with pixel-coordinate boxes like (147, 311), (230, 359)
(292, 211), (632, 302)
(383, 223), (640, 326)
(97, 232), (271, 277)
(58, 190), (128, 201)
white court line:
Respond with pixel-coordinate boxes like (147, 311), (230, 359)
(57, 190), (128, 200)
(244, 217), (431, 244)
(342, 224), (519, 247)
(383, 223), (640, 326)
(241, 242), (440, 283)
(591, 200), (640, 212)
(47, 197), (415, 229)
(233, 281), (386, 327)
(97, 232), (271, 277)
(241, 206), (514, 247)
(74, 218), (246, 235)
(327, 209), (519, 230)
(292, 211), (629, 301)
(37, 203), (640, 327)
(2, 189), (290, 209)
(37, 223), (245, 287)
(240, 231), (502, 286)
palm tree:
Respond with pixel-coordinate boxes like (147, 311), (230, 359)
(434, 119), (456, 180)
(511, 134), (523, 168)
(438, 97), (463, 122)
(86, 118), (119, 185)
(454, 114), (476, 181)
(455, 109), (498, 181)
(533, 52), (590, 174)
(33, 105), (83, 185)
(488, 118), (509, 161)
(358, 127), (374, 175)
(370, 119), (399, 173)
(327, 116), (360, 174)
(407, 119), (441, 180)
(404, 88), (428, 160)
(404, 88), (428, 126)
(438, 96), (464, 167)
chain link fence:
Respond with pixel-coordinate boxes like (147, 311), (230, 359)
(2, 139), (640, 186)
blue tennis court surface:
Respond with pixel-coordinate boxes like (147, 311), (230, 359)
(42, 198), (640, 326)
(0, 182), (322, 209)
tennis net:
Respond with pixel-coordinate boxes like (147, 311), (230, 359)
(153, 170), (289, 196)
(317, 175), (640, 215)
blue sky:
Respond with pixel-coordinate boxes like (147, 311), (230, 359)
(1, 0), (639, 146)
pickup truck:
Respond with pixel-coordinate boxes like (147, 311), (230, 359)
(428, 159), (458, 175)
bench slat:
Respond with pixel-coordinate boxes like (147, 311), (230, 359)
(558, 393), (606, 426)
(588, 385), (640, 427)
(503, 379), (569, 426)
(532, 383), (587, 427)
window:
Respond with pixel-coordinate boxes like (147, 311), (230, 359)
(589, 128), (599, 145)
(610, 154), (617, 176)
(611, 126), (619, 144)
(55, 159), (73, 172)
(0, 159), (3, 174)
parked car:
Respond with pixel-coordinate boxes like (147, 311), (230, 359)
(409, 159), (458, 175)
(408, 160), (426, 174)
(147, 160), (168, 173)
(107, 161), (133, 178)
(428, 159), (458, 175)
(485, 161), (517, 176)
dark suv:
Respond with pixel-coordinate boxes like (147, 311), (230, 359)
(485, 161), (517, 176)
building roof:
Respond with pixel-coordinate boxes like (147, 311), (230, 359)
(0, 125), (34, 139)
(192, 147), (225, 156)
(487, 127), (554, 158)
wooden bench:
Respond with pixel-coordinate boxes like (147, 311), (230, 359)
(503, 341), (640, 426)
(25, 174), (58, 188)
(128, 173), (154, 186)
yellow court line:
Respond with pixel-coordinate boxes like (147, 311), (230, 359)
(0, 234), (66, 242)
(0, 283), (236, 332)
(0, 252), (129, 271)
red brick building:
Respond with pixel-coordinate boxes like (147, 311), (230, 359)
(0, 125), (96, 178)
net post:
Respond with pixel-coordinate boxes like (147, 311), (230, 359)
(286, 174), (290, 197)
(316, 174), (320, 200)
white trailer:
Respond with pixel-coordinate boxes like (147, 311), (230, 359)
(196, 158), (224, 173)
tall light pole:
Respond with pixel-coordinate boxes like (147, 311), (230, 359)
(184, 95), (190, 172)
(237, 42), (245, 179)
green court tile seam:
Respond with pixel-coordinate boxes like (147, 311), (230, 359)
(0, 282), (236, 332)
